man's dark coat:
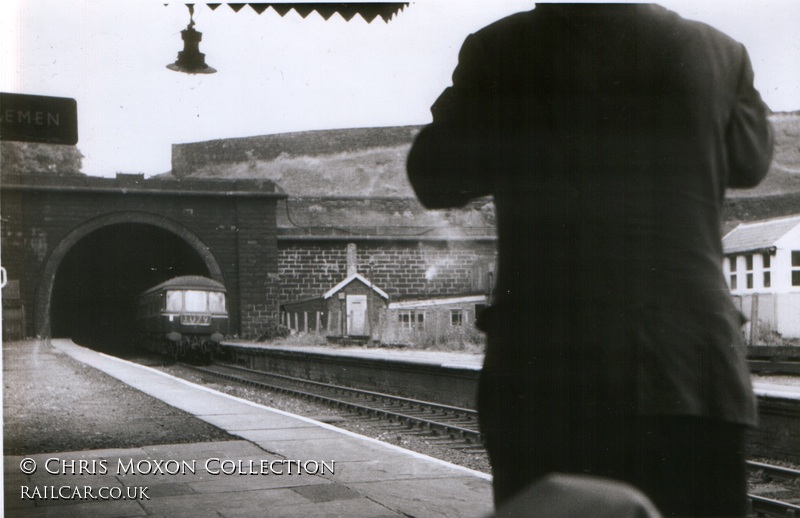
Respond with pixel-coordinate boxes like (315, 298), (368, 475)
(408, 4), (773, 426)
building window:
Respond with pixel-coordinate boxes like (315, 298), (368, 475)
(728, 256), (738, 290)
(399, 312), (411, 328)
(450, 309), (464, 326)
(762, 253), (771, 288)
(745, 255), (754, 290)
(399, 311), (425, 330)
(793, 251), (800, 287)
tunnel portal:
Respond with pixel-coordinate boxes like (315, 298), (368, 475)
(50, 223), (210, 353)
(2, 173), (284, 340)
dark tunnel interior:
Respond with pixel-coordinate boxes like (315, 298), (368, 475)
(50, 223), (210, 355)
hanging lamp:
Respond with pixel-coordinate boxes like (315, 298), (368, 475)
(167, 5), (216, 74)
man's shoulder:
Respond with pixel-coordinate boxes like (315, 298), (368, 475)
(469, 4), (741, 49)
(468, 8), (537, 41)
(618, 4), (743, 56)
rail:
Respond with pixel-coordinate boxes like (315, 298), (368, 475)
(185, 363), (482, 442)
(181, 360), (800, 517)
(749, 494), (800, 517)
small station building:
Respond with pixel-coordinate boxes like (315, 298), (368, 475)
(281, 273), (389, 342)
(281, 243), (389, 342)
(722, 215), (800, 341)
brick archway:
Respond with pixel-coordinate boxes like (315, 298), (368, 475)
(35, 211), (224, 337)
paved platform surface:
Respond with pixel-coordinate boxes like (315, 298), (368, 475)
(752, 381), (800, 399)
(4, 339), (493, 517)
(224, 341), (485, 370)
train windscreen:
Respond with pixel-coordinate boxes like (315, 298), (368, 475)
(166, 290), (183, 311)
(209, 292), (225, 313)
(184, 290), (208, 312)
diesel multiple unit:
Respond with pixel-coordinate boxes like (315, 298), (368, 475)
(137, 275), (228, 361)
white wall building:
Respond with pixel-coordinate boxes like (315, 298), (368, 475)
(722, 215), (800, 341)
(382, 294), (487, 347)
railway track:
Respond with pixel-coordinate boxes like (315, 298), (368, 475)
(749, 460), (800, 484)
(747, 461), (800, 517)
(181, 361), (799, 517)
(749, 494), (800, 517)
(184, 362), (482, 444)
(749, 360), (800, 376)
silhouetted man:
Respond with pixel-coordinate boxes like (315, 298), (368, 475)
(407, 5), (773, 517)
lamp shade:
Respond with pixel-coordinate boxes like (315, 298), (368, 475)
(166, 25), (216, 74)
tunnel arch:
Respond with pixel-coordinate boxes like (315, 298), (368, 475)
(35, 211), (224, 339)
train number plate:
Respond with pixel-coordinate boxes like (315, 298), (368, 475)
(181, 314), (210, 325)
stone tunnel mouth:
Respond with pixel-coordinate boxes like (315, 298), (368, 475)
(50, 223), (211, 356)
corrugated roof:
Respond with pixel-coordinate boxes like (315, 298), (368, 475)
(722, 216), (800, 254)
(388, 295), (487, 310)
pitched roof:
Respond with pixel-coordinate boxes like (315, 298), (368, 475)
(323, 273), (389, 300)
(722, 215), (800, 254)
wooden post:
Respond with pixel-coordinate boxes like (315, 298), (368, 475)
(436, 310), (441, 345)
(294, 313), (299, 332)
(750, 294), (759, 345)
(303, 311), (308, 333)
(316, 311), (321, 335)
(347, 311), (353, 337)
(366, 304), (371, 338)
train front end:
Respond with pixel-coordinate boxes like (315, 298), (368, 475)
(138, 276), (228, 362)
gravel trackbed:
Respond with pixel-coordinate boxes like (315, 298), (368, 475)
(3, 339), (234, 456)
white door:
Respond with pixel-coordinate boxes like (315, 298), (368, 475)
(346, 295), (368, 335)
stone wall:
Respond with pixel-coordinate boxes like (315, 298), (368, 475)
(277, 240), (497, 304)
(748, 398), (800, 463)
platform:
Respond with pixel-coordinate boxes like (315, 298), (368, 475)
(222, 340), (800, 399)
(223, 341), (485, 370)
(752, 380), (800, 399)
(4, 339), (493, 517)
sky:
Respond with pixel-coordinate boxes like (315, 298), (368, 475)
(2, 0), (799, 178)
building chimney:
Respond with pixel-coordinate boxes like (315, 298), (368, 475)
(346, 243), (358, 277)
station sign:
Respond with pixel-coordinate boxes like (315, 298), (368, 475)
(0, 92), (78, 145)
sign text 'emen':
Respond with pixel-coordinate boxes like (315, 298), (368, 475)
(0, 92), (78, 145)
